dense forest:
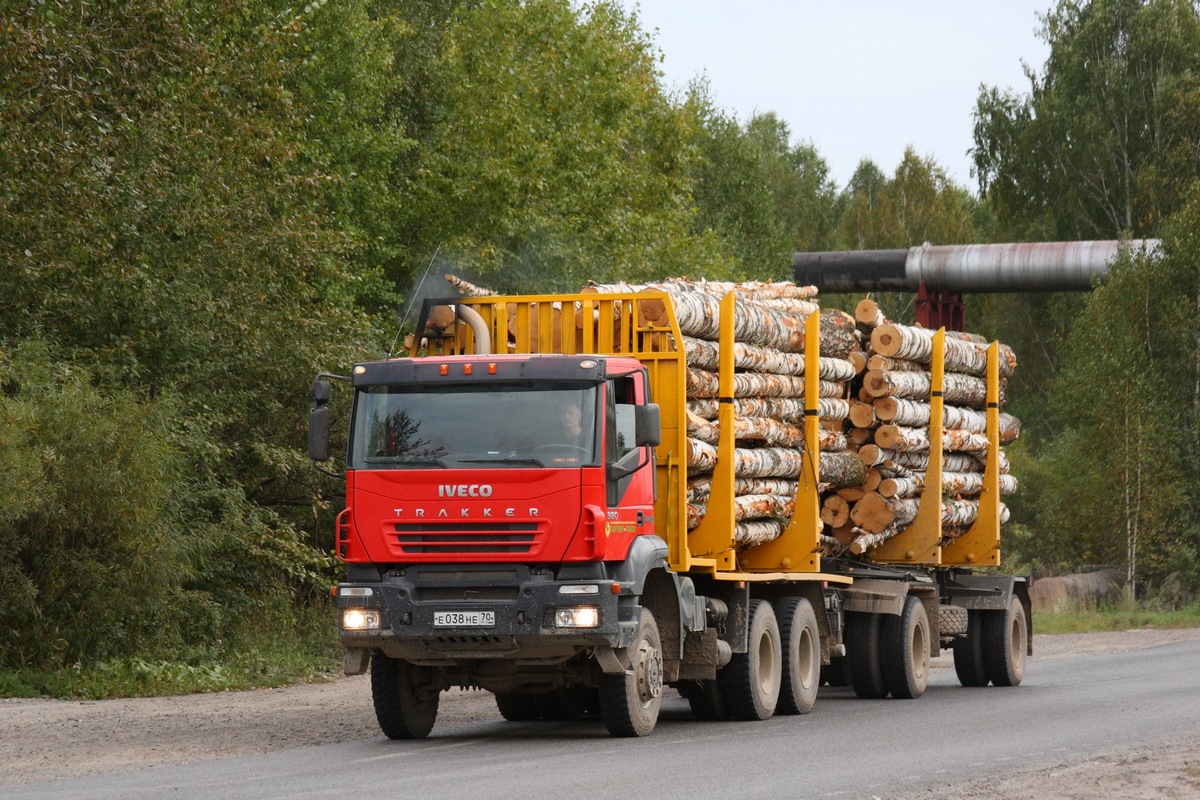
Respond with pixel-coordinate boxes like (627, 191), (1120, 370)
(2, 0), (1199, 684)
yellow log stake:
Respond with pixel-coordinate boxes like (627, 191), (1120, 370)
(874, 328), (945, 564)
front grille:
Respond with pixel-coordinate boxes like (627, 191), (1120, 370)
(395, 522), (540, 555)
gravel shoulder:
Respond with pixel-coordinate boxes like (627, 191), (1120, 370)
(2, 628), (1199, 794)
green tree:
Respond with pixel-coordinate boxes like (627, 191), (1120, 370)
(828, 149), (981, 323)
(0, 0), (378, 669)
(1013, 234), (1195, 592)
(395, 0), (723, 292)
(973, 0), (1200, 239)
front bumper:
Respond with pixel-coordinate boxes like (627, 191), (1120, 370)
(337, 564), (633, 666)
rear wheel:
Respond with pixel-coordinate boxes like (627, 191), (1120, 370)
(953, 611), (989, 687)
(777, 596), (820, 715)
(983, 598), (1028, 687)
(846, 612), (888, 699)
(598, 608), (662, 737)
(371, 654), (440, 739)
(720, 599), (781, 720)
(882, 596), (930, 699)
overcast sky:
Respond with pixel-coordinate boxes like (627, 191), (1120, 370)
(618, 1), (1053, 192)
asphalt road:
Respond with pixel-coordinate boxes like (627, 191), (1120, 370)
(7, 639), (1199, 800)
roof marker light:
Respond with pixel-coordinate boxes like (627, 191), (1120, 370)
(463, 364), (473, 375)
(488, 363), (497, 374)
(439, 364), (448, 376)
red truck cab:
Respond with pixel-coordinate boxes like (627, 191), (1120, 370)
(310, 353), (671, 737)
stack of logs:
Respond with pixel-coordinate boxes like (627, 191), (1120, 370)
(833, 298), (1020, 556)
(583, 279), (867, 550)
(434, 275), (1020, 559)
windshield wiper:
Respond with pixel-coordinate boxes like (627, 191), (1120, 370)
(364, 457), (447, 468)
(459, 458), (545, 467)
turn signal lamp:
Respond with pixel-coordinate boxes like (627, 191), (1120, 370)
(558, 584), (599, 595)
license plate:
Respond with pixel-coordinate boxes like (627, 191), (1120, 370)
(433, 610), (495, 628)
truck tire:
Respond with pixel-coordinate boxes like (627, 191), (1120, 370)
(776, 596), (820, 715)
(371, 653), (440, 739)
(881, 595), (930, 699)
(846, 612), (888, 699)
(681, 679), (731, 721)
(495, 692), (542, 721)
(598, 608), (663, 737)
(982, 597), (1028, 687)
(953, 611), (989, 687)
(720, 599), (782, 720)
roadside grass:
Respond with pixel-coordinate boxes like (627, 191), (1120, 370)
(1033, 598), (1200, 635)
(0, 610), (342, 700)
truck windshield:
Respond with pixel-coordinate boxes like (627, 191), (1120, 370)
(349, 382), (599, 469)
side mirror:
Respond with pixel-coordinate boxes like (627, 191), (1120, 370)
(635, 404), (661, 447)
(308, 379), (332, 462)
(310, 379), (331, 405)
(308, 406), (330, 462)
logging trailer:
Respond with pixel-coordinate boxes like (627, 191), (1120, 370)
(308, 289), (1030, 738)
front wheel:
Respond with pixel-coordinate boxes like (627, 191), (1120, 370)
(598, 608), (663, 737)
(371, 653), (440, 739)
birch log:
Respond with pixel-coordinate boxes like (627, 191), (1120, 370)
(862, 369), (1000, 408)
(870, 323), (1017, 378)
(867, 354), (926, 373)
(874, 425), (991, 454)
(821, 495), (851, 527)
(685, 367), (844, 399)
(444, 274), (499, 296)
(688, 397), (850, 424)
(858, 445), (1008, 474)
(687, 413), (847, 450)
(681, 336), (857, 380)
(873, 397), (1022, 442)
(687, 441), (865, 486)
(936, 471), (1020, 497)
(737, 520), (786, 549)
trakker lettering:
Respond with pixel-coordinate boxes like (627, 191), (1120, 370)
(438, 484), (493, 498)
(393, 507), (539, 518)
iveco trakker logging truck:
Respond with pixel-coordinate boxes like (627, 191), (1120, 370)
(308, 289), (1030, 738)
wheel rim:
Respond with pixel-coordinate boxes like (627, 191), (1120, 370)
(756, 627), (779, 695)
(797, 627), (816, 691)
(1010, 610), (1027, 672)
(911, 616), (928, 682)
(635, 638), (663, 705)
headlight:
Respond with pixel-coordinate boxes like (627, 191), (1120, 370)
(555, 606), (600, 628)
(342, 608), (381, 631)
